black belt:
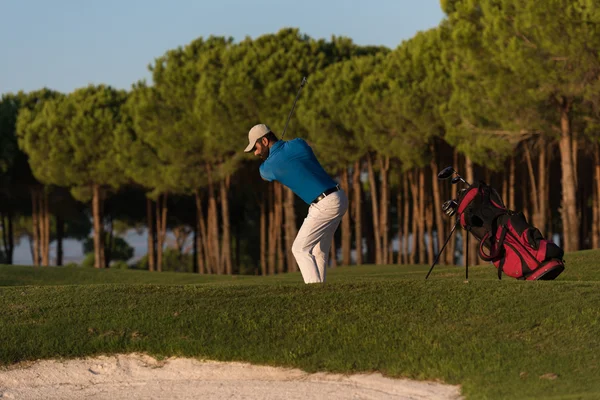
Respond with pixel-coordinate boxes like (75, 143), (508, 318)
(312, 185), (341, 204)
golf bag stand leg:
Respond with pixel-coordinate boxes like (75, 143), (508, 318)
(425, 219), (460, 279)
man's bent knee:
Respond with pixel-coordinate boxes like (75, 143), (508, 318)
(292, 240), (310, 257)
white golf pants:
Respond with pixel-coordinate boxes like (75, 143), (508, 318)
(292, 189), (348, 283)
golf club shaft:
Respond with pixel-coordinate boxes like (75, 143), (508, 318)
(281, 76), (307, 140)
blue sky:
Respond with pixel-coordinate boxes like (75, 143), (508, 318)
(0, 0), (445, 95)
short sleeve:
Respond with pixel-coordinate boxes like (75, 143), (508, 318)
(259, 162), (275, 182)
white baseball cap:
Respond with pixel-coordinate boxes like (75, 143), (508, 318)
(244, 123), (271, 153)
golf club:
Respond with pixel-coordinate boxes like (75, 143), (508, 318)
(281, 76), (308, 140)
(437, 166), (455, 180)
(438, 166), (470, 186)
(442, 200), (458, 217)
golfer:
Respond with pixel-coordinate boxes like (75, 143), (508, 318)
(244, 123), (348, 284)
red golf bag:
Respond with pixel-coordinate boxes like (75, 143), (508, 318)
(456, 181), (565, 280)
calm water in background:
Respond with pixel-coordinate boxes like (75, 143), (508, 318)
(11, 229), (180, 266)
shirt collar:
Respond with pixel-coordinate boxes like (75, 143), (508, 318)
(267, 140), (284, 159)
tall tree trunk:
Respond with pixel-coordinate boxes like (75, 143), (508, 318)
(38, 192), (44, 265)
(161, 194), (168, 269)
(194, 190), (206, 274)
(155, 193), (169, 272)
(430, 158), (444, 259)
(235, 222), (241, 273)
(594, 177), (599, 249)
(340, 169), (351, 266)
(146, 197), (156, 272)
(378, 156), (390, 264)
(31, 188), (39, 266)
(594, 183), (599, 249)
(172, 226), (187, 255)
(594, 144), (600, 249)
(197, 191), (211, 273)
(366, 153), (382, 264)
(43, 191), (50, 266)
(425, 202), (434, 264)
(462, 229), (468, 267)
(105, 215), (114, 268)
(524, 145), (541, 229)
(502, 168), (508, 210)
(363, 183), (374, 263)
(1, 211), (14, 264)
(396, 187), (403, 265)
(558, 98), (579, 252)
(38, 191), (48, 266)
(573, 128), (579, 191)
(581, 179), (589, 249)
(446, 170), (458, 265)
(418, 169), (426, 264)
(267, 184), (276, 275)
(465, 157), (477, 266)
(8, 210), (13, 265)
(522, 177), (530, 224)
(446, 152), (458, 265)
(403, 172), (410, 264)
(220, 176), (232, 275)
(27, 234), (34, 265)
(352, 160), (363, 265)
(1, 213), (7, 263)
(546, 143), (553, 240)
(284, 187), (297, 271)
(330, 235), (337, 268)
(56, 214), (63, 266)
(207, 165), (221, 273)
(508, 157), (515, 211)
(92, 184), (105, 269)
(408, 170), (419, 264)
(538, 141), (548, 235)
(155, 196), (162, 272)
(193, 222), (198, 273)
(260, 197), (267, 276)
(275, 182), (284, 274)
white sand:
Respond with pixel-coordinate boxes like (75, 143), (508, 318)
(0, 353), (463, 399)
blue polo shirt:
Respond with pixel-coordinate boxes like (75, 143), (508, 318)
(259, 139), (337, 204)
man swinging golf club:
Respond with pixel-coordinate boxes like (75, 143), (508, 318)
(244, 123), (348, 284)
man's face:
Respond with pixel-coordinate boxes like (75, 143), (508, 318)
(253, 137), (270, 160)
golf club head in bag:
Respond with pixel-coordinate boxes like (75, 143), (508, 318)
(438, 166), (469, 219)
(442, 200), (458, 217)
(438, 166), (470, 186)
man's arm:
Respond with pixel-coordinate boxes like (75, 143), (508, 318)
(259, 162), (275, 182)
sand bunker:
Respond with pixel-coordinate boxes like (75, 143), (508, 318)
(0, 353), (463, 399)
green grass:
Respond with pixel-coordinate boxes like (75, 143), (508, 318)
(1, 250), (599, 399)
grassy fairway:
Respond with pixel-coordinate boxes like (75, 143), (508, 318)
(1, 250), (599, 399)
